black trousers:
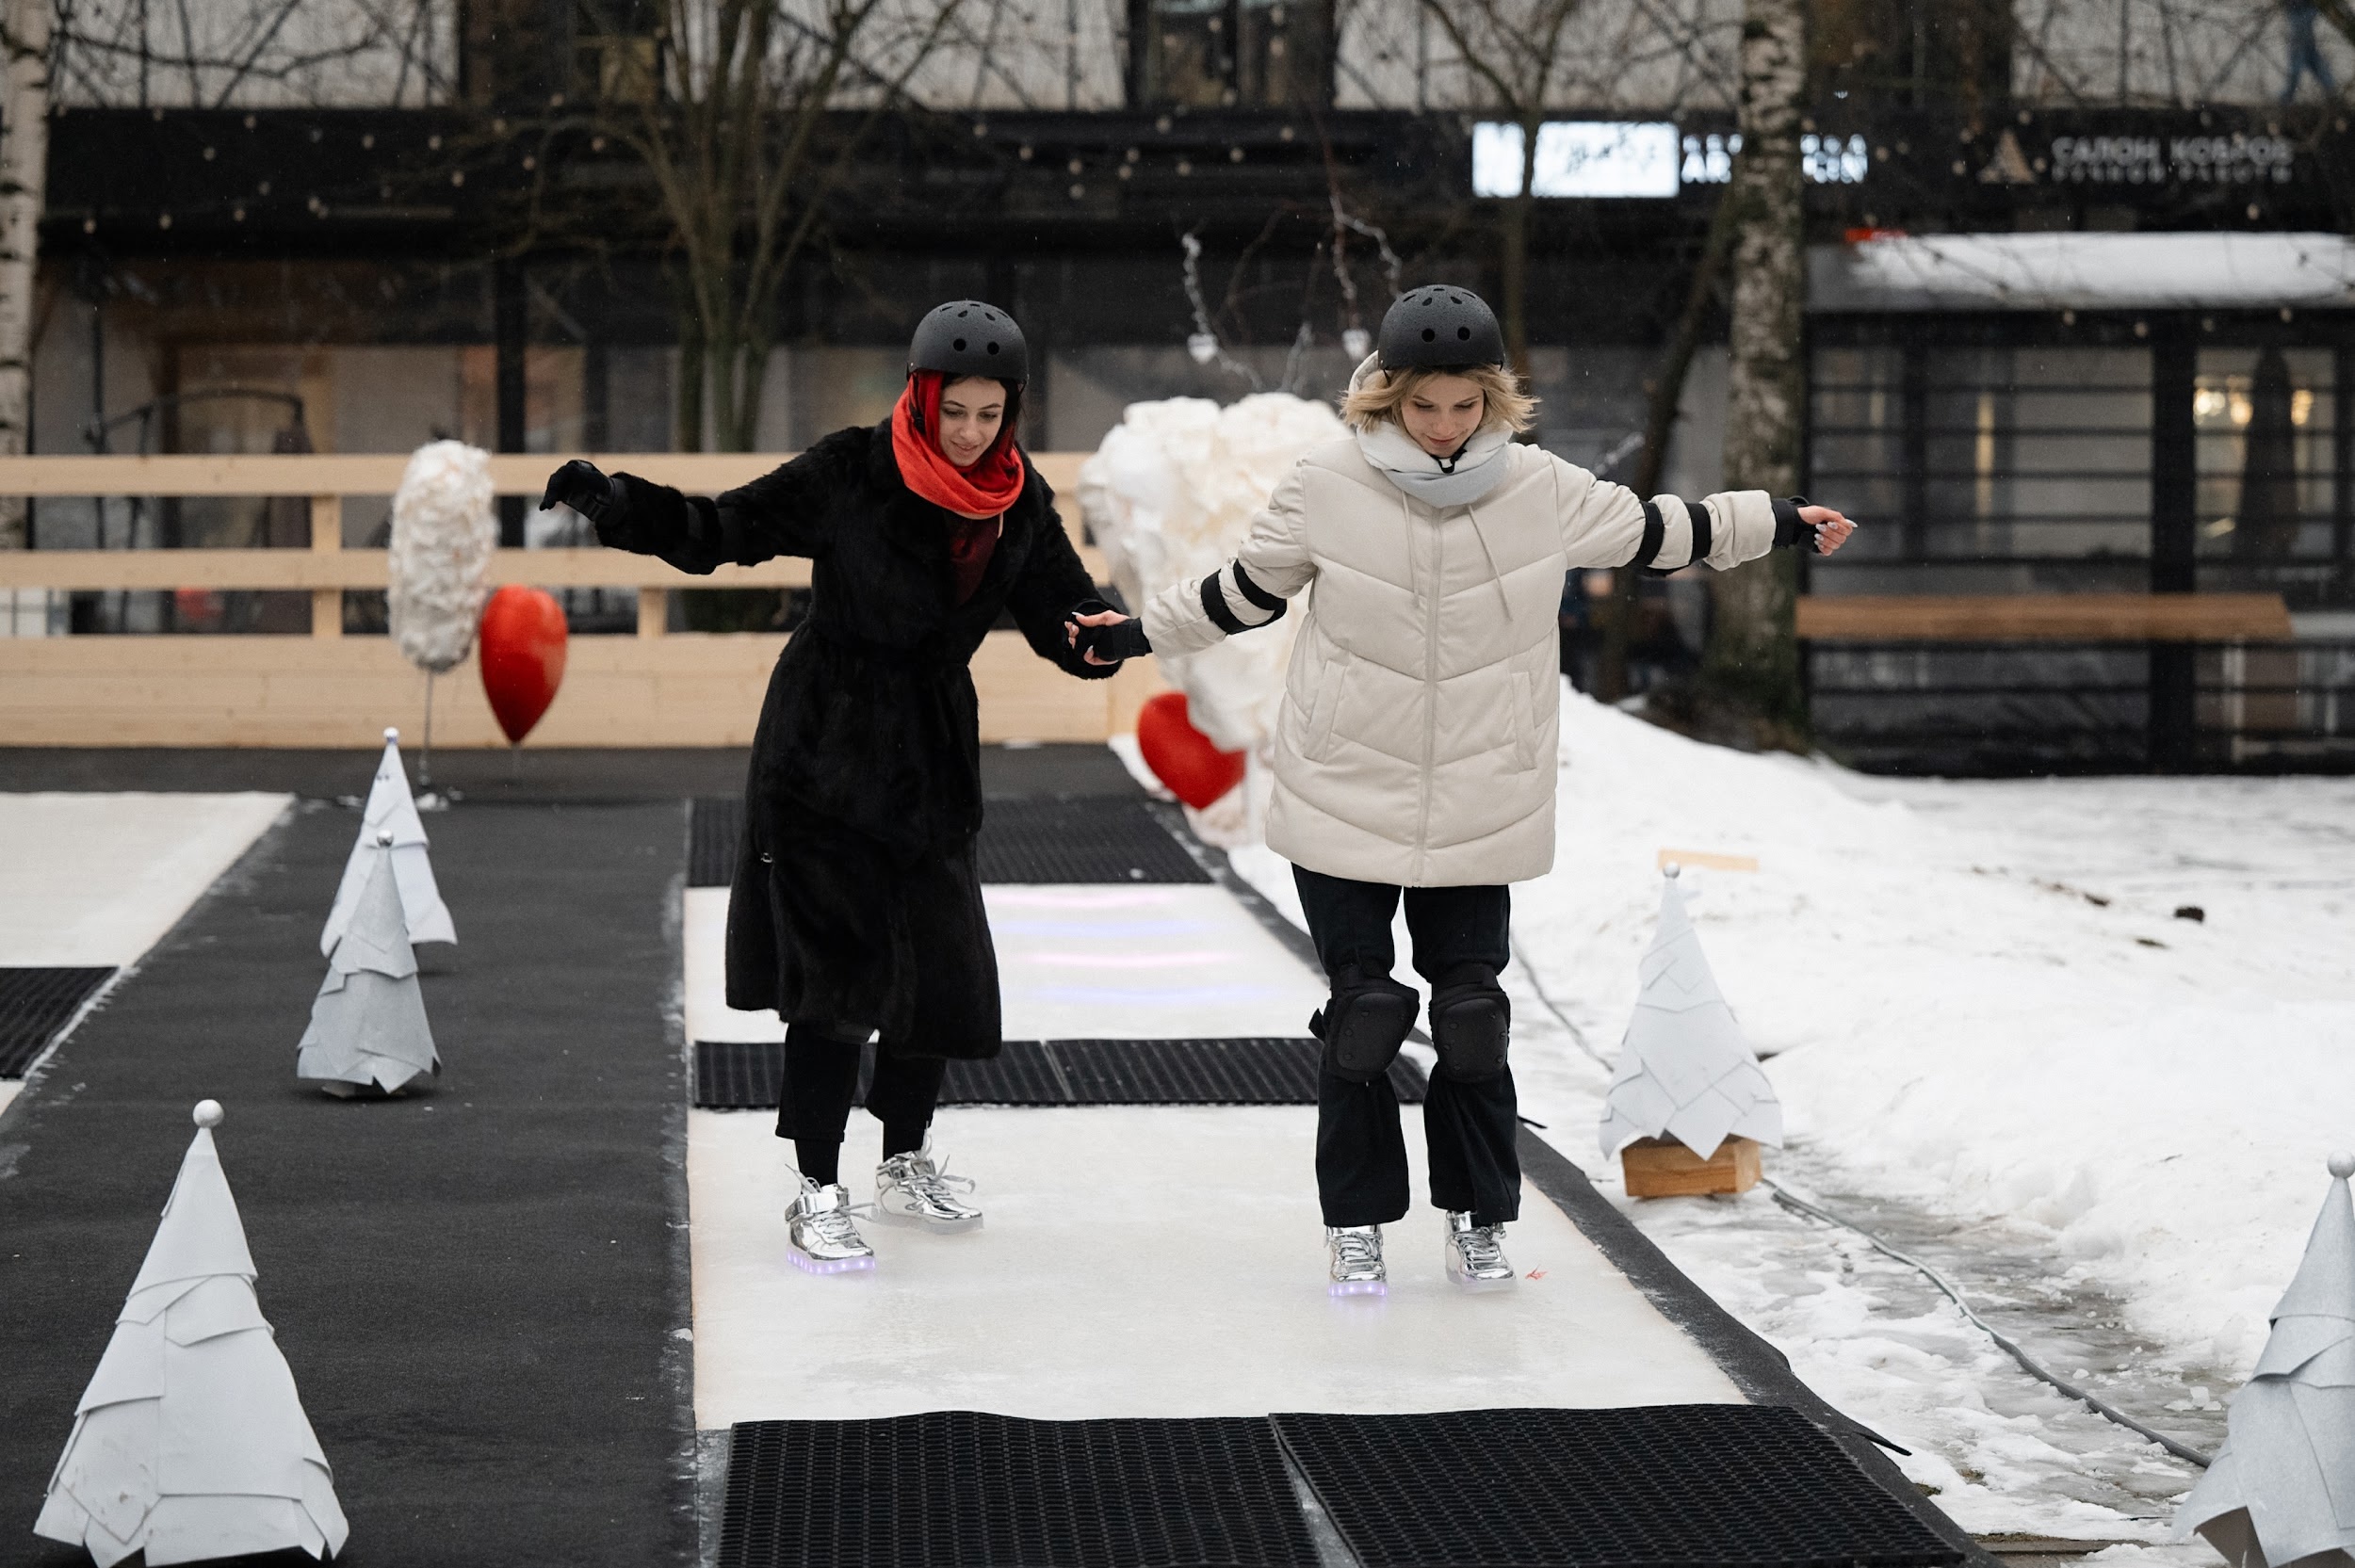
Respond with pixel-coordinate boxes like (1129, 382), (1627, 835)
(1293, 865), (1520, 1229)
(773, 1024), (949, 1184)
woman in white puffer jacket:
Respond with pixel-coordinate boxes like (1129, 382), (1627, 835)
(1070, 286), (1855, 1295)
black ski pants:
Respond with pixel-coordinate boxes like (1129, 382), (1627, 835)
(1292, 865), (1520, 1229)
(773, 1024), (948, 1186)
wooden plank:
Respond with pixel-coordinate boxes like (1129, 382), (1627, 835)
(1620, 1136), (1762, 1199)
(0, 450), (1099, 498)
(0, 548), (814, 591)
(1796, 592), (2294, 641)
(0, 543), (1100, 592)
(1654, 849), (1759, 874)
(0, 628), (1126, 749)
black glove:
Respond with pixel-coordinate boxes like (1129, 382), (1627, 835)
(1070, 613), (1151, 666)
(542, 459), (623, 528)
(1771, 495), (1820, 553)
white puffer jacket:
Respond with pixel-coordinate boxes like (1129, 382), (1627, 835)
(1140, 434), (1782, 886)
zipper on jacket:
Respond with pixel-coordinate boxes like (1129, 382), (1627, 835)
(1415, 493), (1440, 882)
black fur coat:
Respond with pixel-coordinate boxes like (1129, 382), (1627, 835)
(596, 419), (1114, 1054)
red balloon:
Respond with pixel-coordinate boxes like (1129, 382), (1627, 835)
(478, 585), (568, 745)
(1135, 690), (1245, 810)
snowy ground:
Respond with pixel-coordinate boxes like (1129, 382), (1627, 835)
(1230, 690), (2355, 1549)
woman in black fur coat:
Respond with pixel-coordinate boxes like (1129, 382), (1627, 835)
(541, 302), (1130, 1272)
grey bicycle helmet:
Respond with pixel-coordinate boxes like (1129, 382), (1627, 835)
(909, 299), (1028, 384)
(1376, 285), (1505, 371)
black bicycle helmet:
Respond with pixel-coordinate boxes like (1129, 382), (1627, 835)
(1376, 285), (1505, 372)
(909, 299), (1028, 384)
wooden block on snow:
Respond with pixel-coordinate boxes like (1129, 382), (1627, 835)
(1620, 1135), (1762, 1198)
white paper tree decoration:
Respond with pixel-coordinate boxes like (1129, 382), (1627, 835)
(2175, 1153), (2355, 1568)
(1599, 867), (1784, 1163)
(36, 1100), (350, 1566)
(321, 727), (454, 956)
(299, 831), (442, 1096)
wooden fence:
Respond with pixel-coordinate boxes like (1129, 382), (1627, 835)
(0, 453), (1167, 748)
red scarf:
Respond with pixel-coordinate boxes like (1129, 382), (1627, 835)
(892, 372), (1025, 521)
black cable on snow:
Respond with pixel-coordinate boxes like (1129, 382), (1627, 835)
(1762, 1180), (2215, 1470)
(1506, 940), (2215, 1470)
(1508, 935), (1611, 1068)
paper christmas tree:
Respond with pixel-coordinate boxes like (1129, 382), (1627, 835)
(36, 1100), (350, 1566)
(1599, 867), (1784, 1162)
(2175, 1154), (2355, 1568)
(298, 832), (441, 1096)
(321, 727), (454, 956)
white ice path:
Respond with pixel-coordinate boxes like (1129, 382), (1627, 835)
(0, 793), (290, 1115)
(1230, 690), (2355, 1552)
(683, 875), (1746, 1431)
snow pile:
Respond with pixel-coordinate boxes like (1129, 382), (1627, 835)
(1488, 691), (2355, 1376)
(1078, 393), (1343, 753)
(388, 439), (496, 675)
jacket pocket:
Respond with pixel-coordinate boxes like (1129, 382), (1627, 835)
(1306, 648), (1349, 763)
(1510, 669), (1538, 771)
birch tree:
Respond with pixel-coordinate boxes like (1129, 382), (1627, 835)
(0, 0), (48, 550)
(1686, 0), (1807, 750)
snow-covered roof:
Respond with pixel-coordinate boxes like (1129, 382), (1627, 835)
(1809, 233), (2355, 314)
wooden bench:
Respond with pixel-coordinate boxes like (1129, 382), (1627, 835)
(1795, 592), (2294, 642)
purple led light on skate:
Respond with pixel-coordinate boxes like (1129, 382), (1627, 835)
(788, 1249), (875, 1276)
(1328, 1279), (1387, 1298)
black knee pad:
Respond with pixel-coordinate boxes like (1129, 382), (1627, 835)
(1310, 975), (1420, 1084)
(1429, 966), (1510, 1082)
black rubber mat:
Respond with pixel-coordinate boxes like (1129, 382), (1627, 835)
(1051, 1037), (1427, 1105)
(1275, 1405), (1965, 1568)
(692, 1037), (1427, 1109)
(974, 797), (1210, 884)
(0, 805), (690, 1565)
(0, 966), (116, 1077)
(690, 796), (741, 887)
(690, 795), (1209, 886)
(719, 1412), (1321, 1568)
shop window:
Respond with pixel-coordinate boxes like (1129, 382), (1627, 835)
(1811, 342), (2152, 589)
(2193, 348), (2337, 590)
(1137, 0), (1331, 108)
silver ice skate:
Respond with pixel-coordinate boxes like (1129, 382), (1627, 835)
(786, 1178), (875, 1273)
(1326, 1224), (1387, 1296)
(874, 1140), (983, 1233)
(1443, 1212), (1515, 1290)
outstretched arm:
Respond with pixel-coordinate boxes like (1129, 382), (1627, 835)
(543, 434), (855, 576)
(1550, 455), (1857, 572)
(1071, 464), (1317, 667)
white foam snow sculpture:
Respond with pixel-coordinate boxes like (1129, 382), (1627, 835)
(2175, 1153), (2355, 1568)
(387, 439), (496, 676)
(1599, 868), (1785, 1162)
(1079, 392), (1345, 755)
(321, 727), (454, 954)
(300, 832), (441, 1095)
(36, 1100), (350, 1566)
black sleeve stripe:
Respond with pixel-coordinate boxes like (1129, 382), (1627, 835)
(1682, 498), (1712, 566)
(1230, 562), (1288, 618)
(1199, 571), (1249, 636)
(1631, 500), (1667, 570)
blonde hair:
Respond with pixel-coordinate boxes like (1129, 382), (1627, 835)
(1341, 363), (1537, 435)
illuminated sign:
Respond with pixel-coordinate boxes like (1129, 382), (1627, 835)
(1471, 121), (1681, 199)
(1473, 123), (1871, 197)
